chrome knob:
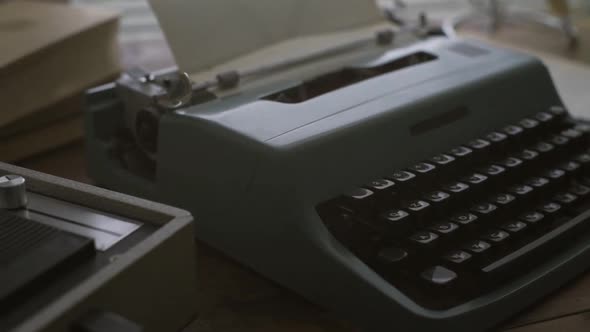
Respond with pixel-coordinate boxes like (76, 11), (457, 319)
(0, 175), (28, 209)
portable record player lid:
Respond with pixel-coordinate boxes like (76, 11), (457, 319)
(148, 0), (384, 76)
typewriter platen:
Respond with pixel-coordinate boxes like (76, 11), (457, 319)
(85, 5), (590, 332)
(0, 162), (196, 332)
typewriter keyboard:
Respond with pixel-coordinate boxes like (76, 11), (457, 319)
(317, 106), (590, 309)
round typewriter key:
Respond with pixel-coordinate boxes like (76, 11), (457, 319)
(484, 230), (510, 242)
(519, 211), (544, 224)
(485, 131), (507, 142)
(535, 112), (554, 122)
(503, 125), (523, 136)
(431, 154), (455, 165)
(502, 221), (527, 233)
(444, 182), (469, 193)
(465, 240), (491, 253)
(411, 162), (435, 173)
(525, 177), (549, 188)
(382, 209), (409, 222)
(549, 106), (567, 116)
(481, 164), (505, 176)
(410, 231), (438, 244)
(451, 212), (478, 225)
(391, 171), (415, 182)
(562, 128), (583, 139)
(464, 173), (487, 184)
(545, 168), (566, 179)
(549, 135), (569, 146)
(519, 118), (539, 129)
(449, 146), (472, 157)
(468, 139), (490, 149)
(444, 250), (471, 264)
(406, 200), (430, 211)
(570, 183), (590, 196)
(493, 193), (515, 205)
(425, 191), (450, 202)
(538, 202), (561, 214)
(430, 222), (458, 234)
(509, 184), (533, 196)
(533, 142), (554, 153)
(575, 123), (590, 133)
(519, 149), (539, 160)
(500, 157), (523, 168)
(560, 161), (581, 173)
(470, 202), (497, 214)
(554, 192), (577, 205)
(367, 179), (395, 191)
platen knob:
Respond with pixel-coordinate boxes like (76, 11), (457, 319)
(0, 175), (28, 209)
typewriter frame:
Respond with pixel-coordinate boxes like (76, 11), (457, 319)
(84, 38), (588, 331)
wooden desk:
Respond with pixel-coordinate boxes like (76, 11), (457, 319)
(15, 138), (590, 332)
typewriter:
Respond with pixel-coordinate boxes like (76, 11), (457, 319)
(0, 162), (196, 332)
(84, 1), (590, 331)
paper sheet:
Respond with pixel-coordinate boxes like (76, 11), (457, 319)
(148, 0), (383, 75)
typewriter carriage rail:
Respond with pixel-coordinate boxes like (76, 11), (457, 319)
(85, 38), (580, 331)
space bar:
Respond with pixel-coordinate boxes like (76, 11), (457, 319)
(482, 210), (590, 274)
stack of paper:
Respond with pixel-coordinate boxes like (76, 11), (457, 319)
(0, 1), (120, 161)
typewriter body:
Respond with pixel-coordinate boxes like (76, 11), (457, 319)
(85, 1), (590, 331)
(0, 162), (196, 332)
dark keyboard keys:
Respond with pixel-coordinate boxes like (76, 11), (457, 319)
(316, 108), (590, 308)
